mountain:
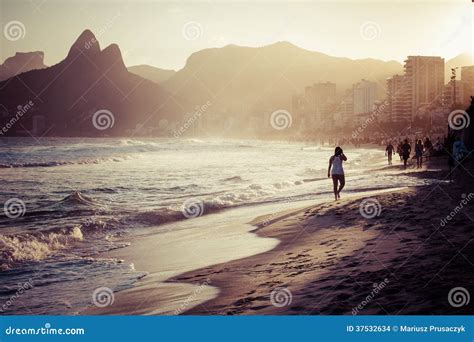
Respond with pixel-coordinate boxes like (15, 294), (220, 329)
(446, 53), (474, 81)
(0, 30), (182, 136)
(128, 65), (176, 84)
(162, 42), (403, 117)
(0, 51), (47, 81)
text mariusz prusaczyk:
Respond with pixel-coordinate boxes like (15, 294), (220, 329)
(346, 325), (466, 334)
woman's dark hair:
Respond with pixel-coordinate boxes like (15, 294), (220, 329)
(334, 146), (343, 156)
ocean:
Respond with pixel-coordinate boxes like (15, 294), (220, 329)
(0, 138), (435, 314)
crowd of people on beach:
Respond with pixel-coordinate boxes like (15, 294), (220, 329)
(382, 134), (470, 172)
(327, 132), (471, 200)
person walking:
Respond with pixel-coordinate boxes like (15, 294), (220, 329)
(385, 142), (394, 165)
(401, 139), (411, 169)
(327, 147), (347, 201)
(415, 139), (424, 168)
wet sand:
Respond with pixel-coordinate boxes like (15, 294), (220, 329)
(83, 188), (406, 315)
(86, 157), (474, 315)
(174, 159), (474, 315)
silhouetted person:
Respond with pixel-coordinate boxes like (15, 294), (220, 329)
(424, 137), (432, 161)
(415, 139), (423, 168)
(401, 139), (411, 169)
(397, 141), (403, 161)
(385, 142), (394, 165)
(327, 146), (347, 201)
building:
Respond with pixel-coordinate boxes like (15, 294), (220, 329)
(332, 89), (354, 128)
(461, 66), (474, 104)
(442, 80), (472, 109)
(403, 56), (444, 119)
(461, 65), (474, 86)
(292, 82), (337, 131)
(352, 79), (377, 125)
(304, 82), (337, 124)
(386, 75), (408, 122)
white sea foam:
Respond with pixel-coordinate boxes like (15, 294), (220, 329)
(0, 226), (84, 271)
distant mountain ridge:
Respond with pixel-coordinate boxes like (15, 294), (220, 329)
(160, 41), (403, 117)
(0, 51), (47, 81)
(128, 65), (176, 84)
(4, 31), (468, 137)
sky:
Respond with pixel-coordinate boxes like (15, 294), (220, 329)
(0, 0), (473, 70)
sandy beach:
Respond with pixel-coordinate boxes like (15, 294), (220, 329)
(176, 161), (474, 315)
(84, 157), (474, 315)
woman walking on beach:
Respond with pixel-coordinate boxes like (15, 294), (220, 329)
(328, 146), (347, 201)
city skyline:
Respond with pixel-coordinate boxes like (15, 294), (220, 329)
(1, 0), (473, 70)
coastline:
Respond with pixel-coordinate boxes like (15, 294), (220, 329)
(172, 160), (474, 315)
(84, 157), (474, 315)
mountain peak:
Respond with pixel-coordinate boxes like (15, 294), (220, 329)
(0, 51), (47, 81)
(98, 44), (127, 72)
(66, 29), (100, 59)
(268, 41), (298, 48)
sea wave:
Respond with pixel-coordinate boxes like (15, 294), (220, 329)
(0, 156), (134, 168)
(0, 226), (84, 271)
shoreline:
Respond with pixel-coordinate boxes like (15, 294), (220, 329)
(84, 157), (474, 315)
(82, 186), (409, 315)
(170, 159), (474, 315)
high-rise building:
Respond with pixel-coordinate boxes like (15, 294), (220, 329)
(461, 66), (474, 103)
(352, 79), (377, 124)
(332, 89), (353, 128)
(292, 82), (336, 126)
(303, 82), (337, 125)
(403, 56), (444, 119)
(442, 80), (472, 109)
(461, 66), (474, 86)
(386, 75), (409, 122)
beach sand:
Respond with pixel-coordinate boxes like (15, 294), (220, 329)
(86, 158), (474, 315)
(172, 159), (474, 315)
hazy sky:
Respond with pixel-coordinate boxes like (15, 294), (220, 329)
(1, 0), (472, 70)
